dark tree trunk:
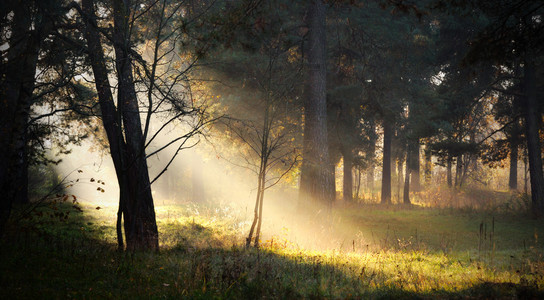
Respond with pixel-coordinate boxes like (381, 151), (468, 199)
(392, 154), (397, 183)
(83, 0), (159, 251)
(424, 147), (432, 185)
(523, 55), (544, 217)
(367, 119), (376, 191)
(82, 0), (129, 251)
(455, 156), (462, 187)
(0, 2), (49, 234)
(509, 140), (518, 191)
(355, 167), (362, 200)
(299, 0), (332, 212)
(403, 146), (411, 205)
(410, 141), (420, 192)
(342, 148), (353, 202)
(113, 0), (158, 251)
(381, 120), (393, 204)
(446, 156), (453, 187)
(397, 158), (403, 203)
(14, 125), (29, 204)
(329, 148), (339, 202)
(509, 120), (520, 191)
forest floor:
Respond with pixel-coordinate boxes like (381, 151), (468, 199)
(1, 193), (543, 299)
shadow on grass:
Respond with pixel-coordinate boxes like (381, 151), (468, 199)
(1, 202), (543, 299)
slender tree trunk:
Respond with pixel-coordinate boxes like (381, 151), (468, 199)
(367, 119), (376, 191)
(82, 0), (129, 251)
(342, 149), (353, 202)
(252, 96), (272, 248)
(254, 163), (267, 248)
(446, 156), (453, 187)
(247, 172), (264, 248)
(381, 120), (393, 204)
(509, 121), (520, 191)
(113, 0), (159, 251)
(524, 154), (528, 194)
(454, 156), (463, 187)
(410, 141), (420, 192)
(355, 167), (361, 201)
(397, 158), (403, 203)
(403, 146), (411, 205)
(329, 151), (337, 202)
(424, 147), (432, 185)
(299, 0), (332, 213)
(523, 55), (544, 217)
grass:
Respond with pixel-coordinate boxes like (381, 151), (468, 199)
(1, 197), (543, 299)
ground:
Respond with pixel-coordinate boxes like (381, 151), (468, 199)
(1, 192), (543, 299)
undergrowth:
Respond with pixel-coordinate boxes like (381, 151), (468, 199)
(1, 200), (543, 299)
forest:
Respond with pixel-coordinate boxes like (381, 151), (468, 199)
(1, 0), (543, 298)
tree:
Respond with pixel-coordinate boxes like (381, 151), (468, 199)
(207, 46), (301, 249)
(80, 0), (213, 250)
(464, 0), (544, 215)
(299, 0), (333, 212)
(0, 0), (58, 234)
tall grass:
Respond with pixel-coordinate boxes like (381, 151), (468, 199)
(1, 198), (543, 299)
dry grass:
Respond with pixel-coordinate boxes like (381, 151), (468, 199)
(1, 195), (543, 299)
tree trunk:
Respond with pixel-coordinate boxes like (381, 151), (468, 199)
(367, 119), (376, 191)
(113, 0), (159, 251)
(446, 156), (453, 187)
(342, 149), (353, 202)
(523, 55), (544, 217)
(355, 167), (362, 201)
(508, 120), (520, 191)
(410, 141), (420, 192)
(397, 158), (403, 203)
(82, 0), (129, 251)
(247, 170), (264, 248)
(0, 2), (48, 234)
(381, 120), (393, 204)
(14, 126), (29, 204)
(403, 146), (411, 205)
(299, 0), (332, 213)
(424, 147), (432, 185)
(455, 156), (462, 187)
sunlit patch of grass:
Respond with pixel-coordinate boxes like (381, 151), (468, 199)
(1, 200), (543, 298)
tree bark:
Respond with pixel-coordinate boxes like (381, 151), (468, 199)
(397, 158), (403, 203)
(508, 120), (520, 191)
(342, 148), (353, 202)
(0, 2), (49, 234)
(82, 0), (129, 251)
(381, 120), (393, 204)
(523, 55), (544, 217)
(446, 156), (453, 187)
(14, 125), (29, 204)
(367, 118), (376, 191)
(410, 141), (420, 192)
(112, 0), (159, 251)
(424, 147), (432, 185)
(403, 146), (411, 205)
(299, 0), (332, 213)
(454, 156), (462, 187)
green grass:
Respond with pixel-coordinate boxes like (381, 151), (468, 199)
(1, 200), (543, 299)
